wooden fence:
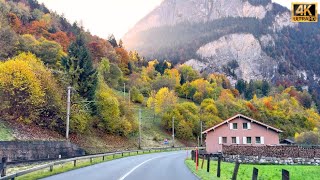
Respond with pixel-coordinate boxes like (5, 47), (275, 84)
(191, 150), (291, 180)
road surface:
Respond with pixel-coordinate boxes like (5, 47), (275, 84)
(42, 151), (198, 180)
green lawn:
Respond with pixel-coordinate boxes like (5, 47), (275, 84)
(185, 159), (320, 180)
(0, 121), (14, 141)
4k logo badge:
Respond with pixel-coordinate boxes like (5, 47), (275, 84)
(292, 2), (318, 22)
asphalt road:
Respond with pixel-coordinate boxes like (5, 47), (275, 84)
(42, 151), (198, 180)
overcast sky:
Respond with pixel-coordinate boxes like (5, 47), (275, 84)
(37, 0), (318, 39)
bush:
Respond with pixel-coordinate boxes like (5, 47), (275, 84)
(131, 86), (144, 103)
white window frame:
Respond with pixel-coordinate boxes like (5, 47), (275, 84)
(218, 137), (222, 144)
(261, 136), (265, 144)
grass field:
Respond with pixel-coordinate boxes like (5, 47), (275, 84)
(0, 120), (14, 141)
(185, 159), (320, 180)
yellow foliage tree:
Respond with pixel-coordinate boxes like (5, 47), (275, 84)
(147, 87), (177, 115)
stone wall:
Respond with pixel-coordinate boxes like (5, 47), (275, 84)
(221, 145), (320, 165)
(222, 145), (320, 158)
(0, 141), (85, 162)
(223, 155), (320, 165)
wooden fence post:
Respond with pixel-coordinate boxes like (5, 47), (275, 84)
(90, 158), (93, 164)
(207, 155), (210, 173)
(191, 150), (194, 161)
(201, 155), (205, 169)
(74, 160), (77, 167)
(122, 153), (124, 157)
(282, 169), (290, 180)
(232, 161), (240, 180)
(103, 156), (105, 161)
(1, 157), (7, 177)
(49, 165), (53, 172)
(217, 156), (221, 177)
(252, 167), (258, 180)
(113, 154), (115, 159)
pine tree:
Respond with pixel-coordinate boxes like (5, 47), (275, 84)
(62, 33), (97, 103)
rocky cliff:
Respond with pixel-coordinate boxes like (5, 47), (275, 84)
(123, 0), (320, 86)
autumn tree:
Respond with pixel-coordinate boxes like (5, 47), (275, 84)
(147, 87), (177, 115)
(0, 53), (68, 131)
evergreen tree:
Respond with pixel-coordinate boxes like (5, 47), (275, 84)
(262, 80), (270, 96)
(235, 79), (247, 95)
(108, 34), (118, 48)
(62, 33), (97, 103)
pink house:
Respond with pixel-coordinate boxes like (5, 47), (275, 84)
(202, 114), (283, 153)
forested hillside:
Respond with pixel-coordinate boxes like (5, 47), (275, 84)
(0, 0), (319, 147)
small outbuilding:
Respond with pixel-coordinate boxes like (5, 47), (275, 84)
(202, 114), (283, 153)
(280, 139), (296, 145)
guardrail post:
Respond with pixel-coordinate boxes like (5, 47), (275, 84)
(252, 167), (258, 180)
(74, 160), (77, 167)
(282, 169), (289, 180)
(137, 151), (138, 154)
(49, 165), (53, 172)
(1, 157), (7, 177)
(122, 153), (123, 157)
(103, 156), (105, 161)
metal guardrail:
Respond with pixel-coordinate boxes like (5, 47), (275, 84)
(0, 146), (203, 180)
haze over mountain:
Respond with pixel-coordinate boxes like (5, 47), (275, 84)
(123, 0), (320, 88)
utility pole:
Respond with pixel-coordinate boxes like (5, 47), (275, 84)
(200, 121), (203, 146)
(128, 90), (131, 105)
(172, 117), (175, 147)
(123, 83), (126, 97)
(66, 86), (71, 139)
(139, 108), (142, 149)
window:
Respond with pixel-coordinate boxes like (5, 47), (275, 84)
(232, 137), (237, 144)
(256, 137), (261, 144)
(222, 137), (227, 144)
(233, 123), (238, 129)
(246, 137), (252, 144)
(243, 123), (248, 129)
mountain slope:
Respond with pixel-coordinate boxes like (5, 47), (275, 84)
(123, 0), (320, 86)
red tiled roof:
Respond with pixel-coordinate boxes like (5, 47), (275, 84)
(202, 114), (283, 134)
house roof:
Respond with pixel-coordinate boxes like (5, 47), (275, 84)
(202, 114), (283, 134)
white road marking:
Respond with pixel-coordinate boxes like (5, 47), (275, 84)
(118, 152), (181, 180)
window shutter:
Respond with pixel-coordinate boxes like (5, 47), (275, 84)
(243, 137), (247, 144)
(229, 123), (233, 130)
(248, 123), (251, 129)
(261, 137), (264, 144)
(218, 137), (222, 144)
(236, 137), (240, 144)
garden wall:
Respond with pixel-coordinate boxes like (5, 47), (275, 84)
(222, 145), (320, 165)
(0, 141), (85, 162)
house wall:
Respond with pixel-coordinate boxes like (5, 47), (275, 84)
(205, 117), (279, 153)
